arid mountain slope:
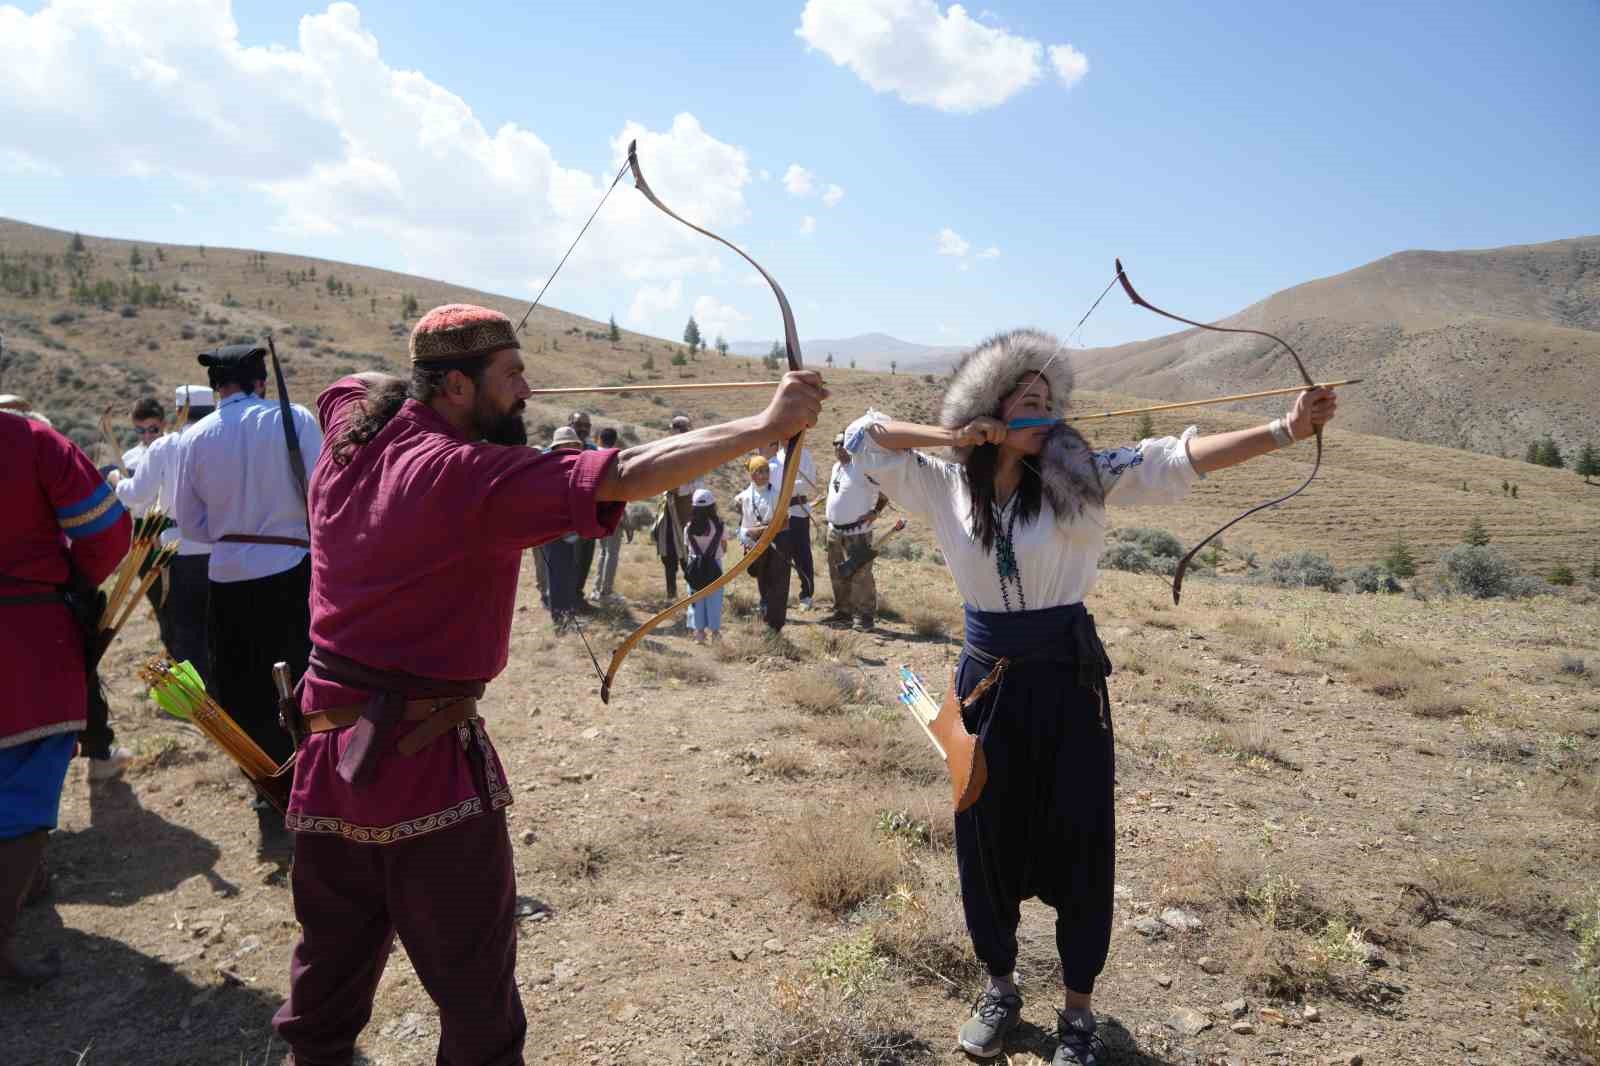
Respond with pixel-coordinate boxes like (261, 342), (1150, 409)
(1072, 237), (1600, 458)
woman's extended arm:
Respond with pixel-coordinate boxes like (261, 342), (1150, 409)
(1185, 386), (1338, 474)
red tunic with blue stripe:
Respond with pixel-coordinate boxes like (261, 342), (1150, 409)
(1, 414), (132, 749)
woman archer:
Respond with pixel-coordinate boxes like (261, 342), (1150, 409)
(843, 329), (1337, 1064)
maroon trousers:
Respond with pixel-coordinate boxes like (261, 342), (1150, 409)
(272, 810), (526, 1066)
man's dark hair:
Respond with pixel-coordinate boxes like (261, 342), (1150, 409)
(131, 396), (165, 422)
(332, 355), (490, 465)
(598, 427), (617, 448)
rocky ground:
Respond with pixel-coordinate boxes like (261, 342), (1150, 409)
(3, 542), (1598, 1066)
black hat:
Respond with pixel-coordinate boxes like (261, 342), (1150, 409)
(197, 343), (266, 370)
(197, 344), (266, 389)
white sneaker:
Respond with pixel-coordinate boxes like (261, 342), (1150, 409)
(89, 747), (134, 781)
(799, 598), (814, 611)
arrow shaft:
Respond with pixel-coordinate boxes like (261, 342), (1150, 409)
(527, 379), (783, 397)
(1008, 378), (1360, 428)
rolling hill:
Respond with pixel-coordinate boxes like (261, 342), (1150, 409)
(1, 217), (1596, 581)
(1071, 237), (1600, 459)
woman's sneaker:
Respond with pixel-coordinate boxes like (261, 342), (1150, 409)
(958, 987), (1021, 1058)
(1052, 1008), (1105, 1065)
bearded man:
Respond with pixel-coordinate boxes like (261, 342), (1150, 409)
(271, 304), (824, 1066)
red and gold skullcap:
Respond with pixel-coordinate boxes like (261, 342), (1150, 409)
(409, 304), (521, 364)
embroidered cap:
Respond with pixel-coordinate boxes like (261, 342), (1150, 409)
(410, 304), (520, 364)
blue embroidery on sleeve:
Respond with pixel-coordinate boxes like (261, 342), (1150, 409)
(1093, 447), (1145, 480)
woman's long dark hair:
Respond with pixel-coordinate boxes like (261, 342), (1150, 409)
(966, 445), (1042, 553)
(964, 371), (1048, 552)
(331, 354), (488, 466)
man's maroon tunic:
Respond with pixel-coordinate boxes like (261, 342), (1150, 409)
(286, 377), (621, 841)
(274, 377), (620, 1066)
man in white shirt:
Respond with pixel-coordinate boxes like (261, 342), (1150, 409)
(120, 396), (166, 494)
(175, 345), (321, 856)
(113, 385), (215, 684)
(766, 439), (819, 609)
(824, 432), (889, 628)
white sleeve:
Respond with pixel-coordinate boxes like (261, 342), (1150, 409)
(735, 489), (758, 547)
(173, 432), (212, 543)
(842, 409), (964, 521)
(114, 435), (166, 511)
(1097, 426), (1206, 507)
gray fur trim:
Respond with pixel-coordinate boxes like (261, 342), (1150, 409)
(938, 329), (1105, 520)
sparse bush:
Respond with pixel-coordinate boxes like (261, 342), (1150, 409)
(1558, 655), (1588, 677)
(1263, 551), (1341, 592)
(1346, 563), (1400, 594)
(1548, 564), (1577, 587)
(750, 976), (928, 1064)
(788, 664), (858, 714)
(1439, 544), (1532, 599)
(771, 811), (900, 914)
(1560, 890), (1600, 1059)
(1108, 525), (1183, 559)
(1099, 542), (1173, 576)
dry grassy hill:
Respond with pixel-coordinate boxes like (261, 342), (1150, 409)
(3, 218), (1597, 583)
(1071, 238), (1600, 460)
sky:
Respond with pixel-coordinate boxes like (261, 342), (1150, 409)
(2, 0), (1596, 353)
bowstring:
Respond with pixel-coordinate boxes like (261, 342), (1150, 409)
(515, 156), (632, 335)
(517, 156), (632, 684)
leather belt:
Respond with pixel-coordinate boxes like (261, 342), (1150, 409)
(219, 534), (310, 548)
(305, 697), (478, 757)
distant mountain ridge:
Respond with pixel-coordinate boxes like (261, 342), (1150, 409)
(1072, 236), (1600, 458)
(728, 332), (967, 370)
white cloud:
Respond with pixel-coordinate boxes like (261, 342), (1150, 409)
(796, 0), (1088, 113)
(1048, 43), (1089, 88)
(758, 168), (772, 181)
(936, 227), (971, 257)
(692, 295), (750, 342)
(782, 164), (815, 197)
(800, 215), (817, 235)
(0, 1), (754, 313)
(821, 183), (845, 208)
(627, 280), (682, 325)
(976, 245), (1000, 259)
(1, 148), (61, 175)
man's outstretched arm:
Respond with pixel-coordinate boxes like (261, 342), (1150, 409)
(596, 371), (826, 502)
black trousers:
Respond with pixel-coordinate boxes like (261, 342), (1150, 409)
(754, 530), (793, 632)
(542, 539), (578, 617)
(660, 540), (680, 600)
(208, 558), (310, 767)
(954, 606), (1115, 996)
(574, 538), (596, 597)
(786, 515), (815, 601)
(161, 553), (211, 687)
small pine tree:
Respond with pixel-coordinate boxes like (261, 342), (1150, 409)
(1547, 564), (1575, 587)
(1525, 440), (1541, 464)
(1383, 532), (1418, 579)
(1589, 552), (1600, 581)
(1511, 484), (1518, 498)
(715, 335), (728, 358)
(1135, 412), (1155, 439)
(70, 232), (86, 255)
(1536, 436), (1565, 468)
(401, 292), (419, 318)
(1463, 516), (1491, 547)
(671, 350), (688, 367)
(850, 358), (856, 369)
(1461, 480), (1468, 492)
(1501, 479), (1509, 495)
(682, 316), (702, 352)
(1575, 441), (1599, 483)
(825, 352), (834, 368)
(129, 246), (143, 270)
(642, 353), (655, 371)
(608, 315), (621, 344)
(890, 360), (897, 375)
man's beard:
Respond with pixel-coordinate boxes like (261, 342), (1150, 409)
(472, 397), (528, 446)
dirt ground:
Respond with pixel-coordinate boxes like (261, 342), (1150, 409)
(4, 539), (1598, 1066)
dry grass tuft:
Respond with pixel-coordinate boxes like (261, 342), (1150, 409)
(1203, 725), (1300, 771)
(1403, 679), (1472, 719)
(1342, 645), (1442, 698)
(871, 883), (984, 987)
(795, 626), (866, 663)
(806, 717), (944, 785)
(747, 975), (930, 1065)
(529, 828), (610, 883)
(904, 606), (949, 639)
(1422, 848), (1567, 928)
(763, 747), (815, 779)
(636, 649), (719, 685)
(789, 664), (861, 715)
(771, 810), (902, 914)
(711, 624), (804, 664)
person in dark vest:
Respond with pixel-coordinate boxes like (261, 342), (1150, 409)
(174, 345), (322, 856)
(1, 406), (131, 988)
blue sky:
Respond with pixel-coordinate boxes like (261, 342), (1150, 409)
(2, 1), (1596, 352)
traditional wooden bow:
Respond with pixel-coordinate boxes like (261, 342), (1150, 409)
(516, 140), (806, 703)
(595, 141), (806, 702)
(1111, 258), (1324, 603)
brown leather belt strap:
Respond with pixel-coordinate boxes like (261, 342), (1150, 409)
(219, 534), (311, 547)
(305, 697), (478, 757)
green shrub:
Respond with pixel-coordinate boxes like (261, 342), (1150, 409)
(1548, 564), (1576, 587)
(1346, 563), (1401, 594)
(1109, 526), (1184, 559)
(1263, 551), (1341, 592)
(1099, 542), (1174, 576)
(1440, 544), (1539, 599)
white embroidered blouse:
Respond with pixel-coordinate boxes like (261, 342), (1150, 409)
(843, 409), (1204, 610)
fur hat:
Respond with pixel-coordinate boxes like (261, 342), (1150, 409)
(410, 304), (520, 363)
(938, 328), (1104, 520)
